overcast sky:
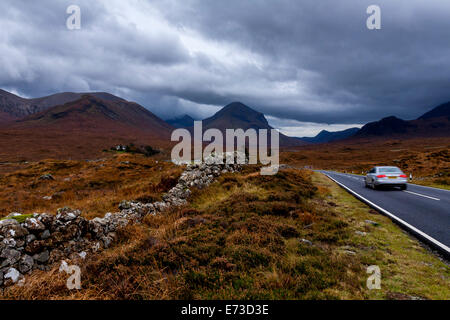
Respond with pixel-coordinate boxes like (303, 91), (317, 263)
(1, 0), (450, 137)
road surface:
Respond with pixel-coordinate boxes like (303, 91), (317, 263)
(321, 171), (450, 257)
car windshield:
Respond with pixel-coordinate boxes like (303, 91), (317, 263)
(378, 167), (402, 173)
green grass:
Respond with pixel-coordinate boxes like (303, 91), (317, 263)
(0, 214), (33, 223)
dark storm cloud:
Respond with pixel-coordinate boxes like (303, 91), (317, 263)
(1, 0), (450, 124)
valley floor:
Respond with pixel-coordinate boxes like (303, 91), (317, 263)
(1, 164), (448, 299)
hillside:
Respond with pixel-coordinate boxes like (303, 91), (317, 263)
(354, 101), (450, 139)
(418, 102), (450, 120)
(0, 95), (174, 162)
(301, 127), (360, 144)
(192, 102), (307, 147)
(0, 89), (125, 121)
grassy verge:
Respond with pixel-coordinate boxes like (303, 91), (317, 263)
(2, 167), (448, 299)
(311, 172), (449, 299)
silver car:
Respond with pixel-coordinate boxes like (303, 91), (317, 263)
(365, 166), (408, 190)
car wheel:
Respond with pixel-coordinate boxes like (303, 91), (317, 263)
(400, 184), (407, 190)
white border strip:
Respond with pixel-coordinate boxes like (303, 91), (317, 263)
(324, 173), (450, 258)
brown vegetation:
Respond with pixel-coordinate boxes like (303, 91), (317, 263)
(0, 154), (183, 219)
(282, 137), (450, 187)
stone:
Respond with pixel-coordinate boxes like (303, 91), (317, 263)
(118, 200), (131, 210)
(2, 238), (17, 248)
(78, 251), (87, 260)
(39, 174), (54, 181)
(365, 220), (380, 226)
(2, 224), (29, 238)
(300, 238), (313, 246)
(40, 230), (51, 240)
(34, 250), (50, 263)
(18, 255), (34, 273)
(38, 213), (55, 228)
(4, 267), (21, 284)
(0, 248), (21, 266)
(0, 219), (19, 229)
(26, 234), (37, 243)
(25, 240), (46, 255)
(101, 236), (113, 248)
(24, 217), (46, 232)
(355, 231), (367, 236)
(56, 207), (81, 221)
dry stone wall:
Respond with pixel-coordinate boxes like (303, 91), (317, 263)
(0, 155), (244, 287)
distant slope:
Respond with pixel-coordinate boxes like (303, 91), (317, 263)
(18, 95), (172, 132)
(0, 95), (174, 161)
(355, 116), (417, 136)
(418, 102), (450, 120)
(301, 127), (359, 143)
(354, 108), (450, 139)
(0, 89), (125, 120)
(193, 102), (307, 147)
(167, 114), (195, 128)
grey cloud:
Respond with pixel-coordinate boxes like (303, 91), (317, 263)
(1, 0), (450, 125)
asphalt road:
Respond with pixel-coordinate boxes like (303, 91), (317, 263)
(321, 171), (450, 255)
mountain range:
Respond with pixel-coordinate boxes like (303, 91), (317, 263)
(0, 88), (449, 161)
(0, 92), (174, 161)
(301, 127), (360, 144)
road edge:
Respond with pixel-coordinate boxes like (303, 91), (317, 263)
(323, 173), (450, 260)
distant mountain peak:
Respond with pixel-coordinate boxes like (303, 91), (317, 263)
(301, 127), (359, 144)
(167, 114), (196, 128)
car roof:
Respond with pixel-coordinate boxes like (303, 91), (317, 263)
(375, 166), (399, 168)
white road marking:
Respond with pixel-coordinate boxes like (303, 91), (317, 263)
(323, 173), (450, 257)
(403, 190), (440, 201)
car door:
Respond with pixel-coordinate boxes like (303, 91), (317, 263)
(366, 168), (376, 184)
